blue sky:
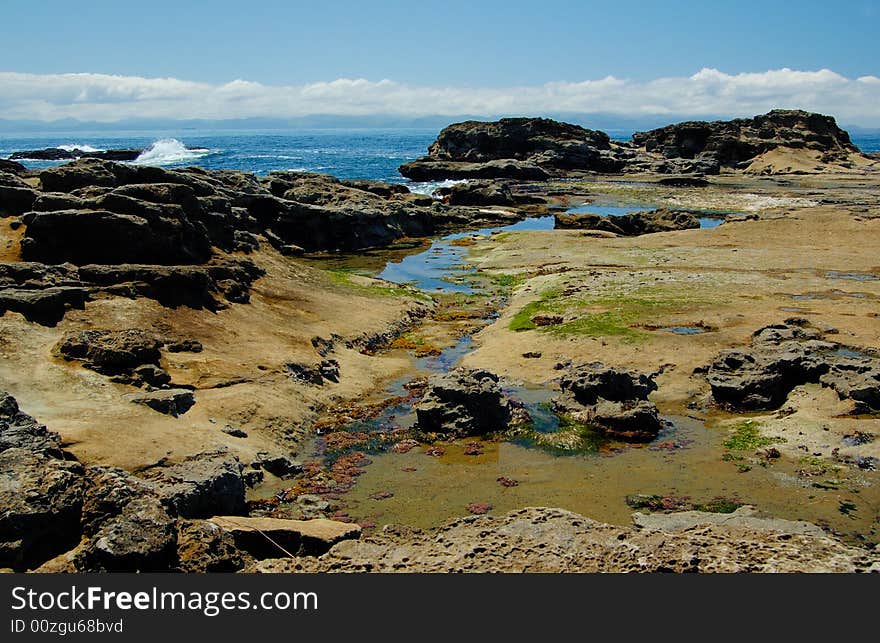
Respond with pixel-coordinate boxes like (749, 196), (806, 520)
(2, 0), (879, 123)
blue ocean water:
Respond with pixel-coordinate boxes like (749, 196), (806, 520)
(0, 129), (437, 185)
(2, 129), (877, 186)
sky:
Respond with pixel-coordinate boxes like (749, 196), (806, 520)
(2, 0), (879, 125)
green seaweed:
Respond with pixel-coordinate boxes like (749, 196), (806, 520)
(723, 421), (786, 451)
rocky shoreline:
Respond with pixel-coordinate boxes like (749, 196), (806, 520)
(2, 109), (879, 573)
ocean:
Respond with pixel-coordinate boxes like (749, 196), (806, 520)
(1, 129), (878, 188)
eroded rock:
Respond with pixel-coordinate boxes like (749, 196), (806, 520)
(414, 368), (513, 437)
(553, 363), (663, 441)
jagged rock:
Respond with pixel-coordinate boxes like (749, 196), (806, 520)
(56, 329), (163, 374)
(0, 286), (88, 325)
(414, 368), (513, 437)
(339, 179), (410, 198)
(143, 451), (247, 518)
(21, 207), (212, 265)
(176, 520), (249, 572)
(706, 322), (879, 411)
(285, 359), (340, 385)
(398, 158), (551, 181)
(125, 389), (195, 417)
(434, 180), (516, 206)
(10, 148), (143, 162)
(422, 117), (615, 171)
(0, 392), (85, 571)
(554, 207), (699, 235)
(205, 516), (360, 558)
(222, 425), (248, 438)
(75, 495), (177, 572)
(251, 452), (303, 479)
(632, 110), (859, 166)
(553, 363), (663, 441)
(0, 159), (27, 176)
(0, 172), (37, 216)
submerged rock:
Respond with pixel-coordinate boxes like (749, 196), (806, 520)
(414, 368), (513, 437)
(553, 362), (663, 441)
(554, 207), (700, 235)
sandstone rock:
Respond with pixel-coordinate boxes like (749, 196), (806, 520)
(206, 516), (360, 558)
(632, 504), (826, 537)
(421, 117), (617, 173)
(415, 368), (513, 437)
(247, 507), (878, 573)
(21, 207), (212, 265)
(0, 173), (37, 216)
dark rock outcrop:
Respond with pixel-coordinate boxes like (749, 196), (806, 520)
(0, 172), (38, 216)
(552, 363), (663, 441)
(414, 368), (513, 437)
(708, 322), (880, 412)
(400, 110), (861, 180)
(554, 207), (700, 235)
(125, 389), (196, 417)
(400, 117), (622, 178)
(632, 110), (859, 166)
(10, 148), (143, 162)
(0, 392), (85, 571)
(434, 179), (517, 206)
(0, 159), (28, 176)
(399, 158), (551, 181)
(56, 329), (164, 374)
(142, 451), (248, 518)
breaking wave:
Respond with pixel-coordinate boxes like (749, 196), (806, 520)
(405, 178), (468, 197)
(133, 138), (212, 166)
(57, 143), (104, 153)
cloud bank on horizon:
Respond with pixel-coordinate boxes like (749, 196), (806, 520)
(2, 68), (880, 126)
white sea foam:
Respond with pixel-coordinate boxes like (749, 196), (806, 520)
(132, 138), (212, 166)
(406, 178), (468, 197)
(57, 143), (104, 153)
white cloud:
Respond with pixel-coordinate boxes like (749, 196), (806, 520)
(1, 68), (879, 125)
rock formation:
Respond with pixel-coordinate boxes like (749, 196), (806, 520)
(399, 110), (867, 180)
(414, 368), (514, 437)
(707, 321), (880, 412)
(554, 207), (701, 235)
(552, 363), (664, 441)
